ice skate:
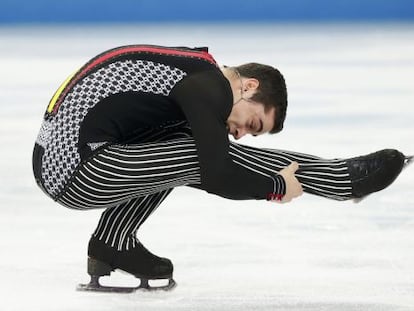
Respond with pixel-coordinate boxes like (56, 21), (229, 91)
(77, 236), (176, 293)
(346, 149), (410, 202)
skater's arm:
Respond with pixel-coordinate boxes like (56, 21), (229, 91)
(170, 70), (288, 200)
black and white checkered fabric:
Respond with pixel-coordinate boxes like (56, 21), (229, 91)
(36, 60), (186, 197)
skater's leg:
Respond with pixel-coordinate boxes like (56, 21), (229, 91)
(58, 137), (201, 209)
(58, 123), (197, 210)
(93, 189), (172, 251)
(59, 135), (404, 205)
(60, 127), (191, 290)
(229, 143), (407, 200)
(229, 143), (353, 200)
(85, 189), (175, 285)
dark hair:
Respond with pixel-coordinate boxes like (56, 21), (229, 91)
(235, 63), (287, 134)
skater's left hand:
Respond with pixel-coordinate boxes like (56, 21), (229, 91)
(275, 161), (303, 203)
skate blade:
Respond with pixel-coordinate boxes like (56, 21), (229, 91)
(77, 276), (176, 293)
(404, 156), (413, 168)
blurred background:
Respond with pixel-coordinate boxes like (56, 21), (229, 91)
(1, 0), (414, 23)
(1, 1), (414, 311)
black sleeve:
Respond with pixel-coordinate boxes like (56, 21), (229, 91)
(170, 70), (286, 200)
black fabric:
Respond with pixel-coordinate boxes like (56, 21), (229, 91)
(32, 143), (47, 193)
(79, 92), (186, 159)
(170, 70), (278, 200)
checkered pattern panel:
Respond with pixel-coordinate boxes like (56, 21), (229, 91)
(38, 60), (186, 197)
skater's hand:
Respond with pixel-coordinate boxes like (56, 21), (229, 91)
(276, 162), (303, 203)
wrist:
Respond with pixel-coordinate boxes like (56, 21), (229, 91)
(266, 174), (286, 201)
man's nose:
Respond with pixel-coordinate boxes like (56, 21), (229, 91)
(234, 128), (247, 140)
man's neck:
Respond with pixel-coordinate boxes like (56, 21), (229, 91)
(220, 67), (242, 104)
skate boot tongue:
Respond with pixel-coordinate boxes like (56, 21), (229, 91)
(347, 149), (405, 198)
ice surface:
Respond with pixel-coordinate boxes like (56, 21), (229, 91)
(0, 23), (413, 311)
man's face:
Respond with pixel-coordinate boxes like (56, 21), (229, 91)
(226, 100), (275, 140)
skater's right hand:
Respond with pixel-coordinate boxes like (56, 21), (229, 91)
(277, 162), (303, 203)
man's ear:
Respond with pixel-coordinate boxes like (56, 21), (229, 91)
(245, 78), (259, 91)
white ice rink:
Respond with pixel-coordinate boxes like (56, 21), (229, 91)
(1, 23), (413, 310)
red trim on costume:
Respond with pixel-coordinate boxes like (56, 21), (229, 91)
(267, 193), (284, 201)
(82, 46), (217, 76)
(51, 46), (217, 114)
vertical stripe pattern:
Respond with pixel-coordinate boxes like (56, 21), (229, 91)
(93, 190), (172, 250)
(229, 144), (352, 201)
(58, 129), (352, 250)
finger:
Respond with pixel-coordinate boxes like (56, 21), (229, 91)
(294, 188), (303, 198)
(281, 196), (292, 203)
(287, 161), (299, 173)
(270, 199), (283, 204)
(297, 180), (304, 194)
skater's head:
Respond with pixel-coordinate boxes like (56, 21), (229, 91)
(222, 63), (287, 140)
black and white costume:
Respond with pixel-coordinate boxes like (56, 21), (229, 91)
(32, 45), (355, 252)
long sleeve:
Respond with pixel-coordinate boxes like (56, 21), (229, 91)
(170, 69), (285, 200)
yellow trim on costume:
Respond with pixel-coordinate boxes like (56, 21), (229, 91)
(47, 70), (77, 113)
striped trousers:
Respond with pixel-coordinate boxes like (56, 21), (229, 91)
(57, 128), (352, 251)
